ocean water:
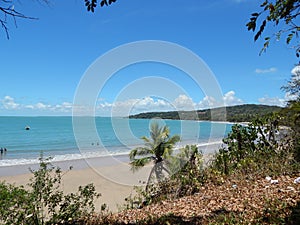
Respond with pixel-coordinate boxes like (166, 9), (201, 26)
(0, 117), (232, 166)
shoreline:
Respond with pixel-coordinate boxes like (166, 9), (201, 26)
(0, 153), (131, 176)
(0, 141), (223, 212)
(0, 161), (152, 212)
(0, 140), (223, 176)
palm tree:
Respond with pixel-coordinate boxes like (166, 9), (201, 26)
(129, 122), (180, 189)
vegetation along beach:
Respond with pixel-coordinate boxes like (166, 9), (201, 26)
(1, 0), (300, 224)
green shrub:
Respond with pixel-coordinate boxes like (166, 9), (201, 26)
(123, 145), (206, 210)
(0, 182), (34, 224)
(0, 157), (100, 225)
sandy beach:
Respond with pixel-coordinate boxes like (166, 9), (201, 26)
(0, 154), (153, 212)
(0, 142), (222, 212)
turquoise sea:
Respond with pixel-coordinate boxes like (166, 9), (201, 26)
(0, 117), (233, 167)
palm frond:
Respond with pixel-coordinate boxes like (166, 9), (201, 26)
(142, 138), (155, 149)
(168, 134), (181, 144)
(129, 122), (181, 181)
(141, 136), (150, 144)
(162, 125), (170, 137)
(130, 157), (152, 172)
(129, 147), (152, 160)
(162, 146), (173, 158)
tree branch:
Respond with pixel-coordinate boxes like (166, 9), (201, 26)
(0, 19), (9, 38)
(0, 0), (41, 39)
(0, 7), (37, 20)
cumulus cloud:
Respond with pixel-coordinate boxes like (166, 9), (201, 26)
(111, 99), (140, 115)
(198, 91), (243, 109)
(25, 105), (34, 109)
(97, 95), (194, 116)
(255, 67), (277, 74)
(258, 96), (286, 107)
(173, 95), (195, 110)
(283, 92), (298, 102)
(291, 65), (300, 76)
(97, 95), (207, 116)
(223, 91), (243, 106)
(1, 96), (20, 109)
(96, 97), (172, 116)
(0, 96), (75, 115)
(198, 96), (219, 108)
(53, 102), (73, 112)
(35, 102), (51, 110)
(0, 92), (250, 116)
(291, 65), (300, 86)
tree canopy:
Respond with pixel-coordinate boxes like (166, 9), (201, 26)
(247, 0), (300, 57)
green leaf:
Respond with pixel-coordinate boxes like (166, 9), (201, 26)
(254, 20), (266, 41)
(246, 21), (256, 31)
(287, 33), (294, 44)
(260, 1), (268, 7)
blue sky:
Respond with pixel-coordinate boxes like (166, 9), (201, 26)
(0, 0), (297, 116)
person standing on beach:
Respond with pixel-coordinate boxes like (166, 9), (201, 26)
(0, 148), (3, 160)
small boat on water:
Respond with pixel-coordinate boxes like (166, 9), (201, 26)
(25, 125), (30, 130)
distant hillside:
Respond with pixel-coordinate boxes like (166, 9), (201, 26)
(129, 104), (283, 122)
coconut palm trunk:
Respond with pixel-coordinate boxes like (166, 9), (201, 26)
(129, 122), (180, 192)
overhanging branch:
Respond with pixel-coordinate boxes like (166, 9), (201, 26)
(0, 0), (38, 39)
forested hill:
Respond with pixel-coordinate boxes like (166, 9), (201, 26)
(129, 104), (283, 122)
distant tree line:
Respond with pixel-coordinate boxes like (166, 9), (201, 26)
(129, 104), (283, 122)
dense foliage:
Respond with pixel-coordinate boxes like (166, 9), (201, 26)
(0, 158), (100, 225)
(1, 112), (299, 224)
(247, 0), (300, 57)
(98, 115), (300, 224)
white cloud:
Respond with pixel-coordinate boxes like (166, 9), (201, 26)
(223, 91), (243, 106)
(99, 95), (206, 116)
(5, 91), (282, 116)
(258, 96), (286, 107)
(35, 102), (51, 110)
(25, 105), (34, 109)
(284, 92), (298, 102)
(291, 65), (300, 76)
(96, 97), (172, 116)
(291, 65), (300, 86)
(53, 102), (73, 112)
(111, 99), (139, 115)
(198, 91), (243, 109)
(255, 67), (277, 74)
(0, 96), (75, 115)
(1, 96), (20, 109)
(198, 96), (218, 108)
(173, 95), (195, 110)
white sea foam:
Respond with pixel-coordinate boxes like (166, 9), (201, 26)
(0, 117), (232, 169)
(0, 150), (132, 167)
(0, 140), (223, 167)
